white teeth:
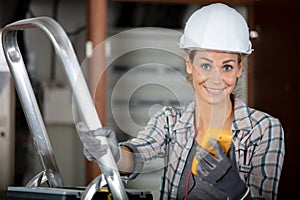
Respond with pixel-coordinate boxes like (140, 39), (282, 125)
(206, 87), (225, 95)
(208, 88), (221, 92)
(207, 88), (223, 92)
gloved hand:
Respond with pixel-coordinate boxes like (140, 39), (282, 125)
(76, 122), (120, 163)
(196, 139), (248, 200)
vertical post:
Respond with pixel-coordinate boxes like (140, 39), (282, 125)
(246, 3), (255, 107)
(85, 0), (107, 184)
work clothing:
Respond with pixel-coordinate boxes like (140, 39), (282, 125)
(177, 140), (228, 199)
(77, 125), (121, 163)
(195, 140), (248, 199)
(121, 95), (285, 199)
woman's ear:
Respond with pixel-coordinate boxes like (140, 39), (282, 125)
(237, 62), (243, 78)
(185, 54), (193, 74)
(237, 54), (246, 78)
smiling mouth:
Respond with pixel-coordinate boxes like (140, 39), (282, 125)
(205, 86), (225, 95)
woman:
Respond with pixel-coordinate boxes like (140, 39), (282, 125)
(79, 3), (285, 199)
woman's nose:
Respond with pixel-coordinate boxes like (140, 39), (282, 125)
(209, 68), (223, 84)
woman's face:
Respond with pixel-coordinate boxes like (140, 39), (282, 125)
(186, 50), (243, 105)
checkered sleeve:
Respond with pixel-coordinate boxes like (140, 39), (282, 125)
(248, 114), (285, 200)
(119, 107), (171, 178)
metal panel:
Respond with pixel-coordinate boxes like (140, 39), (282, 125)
(0, 30), (14, 191)
(0, 73), (14, 191)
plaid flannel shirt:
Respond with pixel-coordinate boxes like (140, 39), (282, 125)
(122, 97), (285, 199)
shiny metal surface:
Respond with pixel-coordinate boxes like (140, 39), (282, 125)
(1, 17), (128, 199)
(25, 170), (48, 187)
(81, 174), (105, 200)
(1, 19), (64, 188)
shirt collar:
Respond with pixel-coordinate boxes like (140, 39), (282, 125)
(172, 97), (253, 132)
(232, 97), (253, 131)
(173, 101), (195, 131)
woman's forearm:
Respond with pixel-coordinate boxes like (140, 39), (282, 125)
(117, 146), (135, 174)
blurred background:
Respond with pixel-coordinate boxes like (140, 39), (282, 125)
(0, 0), (299, 199)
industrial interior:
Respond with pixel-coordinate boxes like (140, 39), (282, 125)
(0, 0), (299, 199)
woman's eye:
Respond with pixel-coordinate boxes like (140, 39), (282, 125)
(223, 65), (233, 71)
(201, 64), (211, 70)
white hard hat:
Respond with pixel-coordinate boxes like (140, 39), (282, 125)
(179, 3), (253, 54)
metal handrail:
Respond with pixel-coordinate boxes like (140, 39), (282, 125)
(1, 17), (128, 199)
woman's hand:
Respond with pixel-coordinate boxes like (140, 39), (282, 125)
(76, 122), (120, 162)
(196, 139), (249, 200)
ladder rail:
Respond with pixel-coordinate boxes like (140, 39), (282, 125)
(1, 17), (128, 200)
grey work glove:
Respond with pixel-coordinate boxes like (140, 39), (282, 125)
(76, 122), (120, 163)
(196, 139), (248, 200)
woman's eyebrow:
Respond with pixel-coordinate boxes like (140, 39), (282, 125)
(199, 57), (236, 64)
(223, 59), (236, 64)
(200, 57), (213, 63)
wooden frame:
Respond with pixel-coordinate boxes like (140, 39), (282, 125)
(112, 0), (256, 5)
